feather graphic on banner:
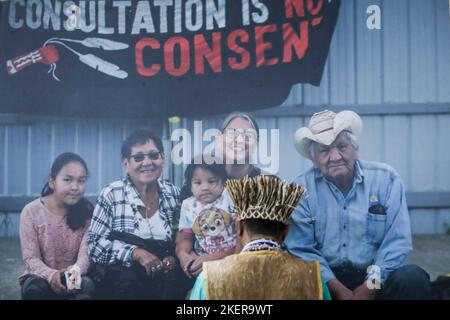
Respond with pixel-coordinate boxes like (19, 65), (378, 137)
(40, 37), (129, 80)
(78, 54), (128, 79)
(58, 37), (129, 51)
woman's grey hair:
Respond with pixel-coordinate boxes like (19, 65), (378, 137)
(220, 112), (259, 140)
(309, 131), (359, 159)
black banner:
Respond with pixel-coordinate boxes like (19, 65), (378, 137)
(0, 0), (340, 118)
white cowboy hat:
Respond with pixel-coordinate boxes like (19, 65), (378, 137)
(294, 110), (363, 159)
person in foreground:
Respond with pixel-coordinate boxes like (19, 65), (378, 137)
(189, 175), (331, 300)
(176, 160), (237, 281)
(285, 109), (431, 300)
(19, 152), (94, 300)
(88, 129), (189, 299)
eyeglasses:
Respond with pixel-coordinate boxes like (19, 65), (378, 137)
(129, 151), (161, 163)
(224, 128), (257, 140)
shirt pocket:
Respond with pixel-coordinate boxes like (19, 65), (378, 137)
(365, 213), (387, 246)
(313, 217), (326, 249)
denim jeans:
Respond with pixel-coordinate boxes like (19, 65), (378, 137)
(332, 264), (431, 300)
(21, 274), (95, 300)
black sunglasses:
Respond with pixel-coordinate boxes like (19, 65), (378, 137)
(129, 151), (161, 163)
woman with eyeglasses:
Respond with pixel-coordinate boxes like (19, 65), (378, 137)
(218, 112), (273, 254)
(219, 112), (267, 179)
(19, 152), (95, 300)
(88, 129), (190, 299)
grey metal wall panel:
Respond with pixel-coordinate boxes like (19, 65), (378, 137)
(0, 213), (20, 237)
(383, 115), (411, 188)
(99, 121), (124, 189)
(287, 0), (449, 106)
(281, 84), (302, 107)
(30, 123), (52, 195)
(383, 0), (410, 103)
(0, 118), (166, 198)
(77, 120), (100, 194)
(437, 209), (450, 234)
(123, 119), (153, 138)
(54, 122), (76, 158)
(358, 115), (384, 162)
(436, 0), (450, 103)
(303, 62), (330, 106)
(201, 117), (222, 130)
(276, 117), (308, 180)
(7, 126), (28, 195)
(410, 115), (437, 191)
(409, 0), (438, 103)
(355, 0), (383, 104)
(410, 209), (437, 234)
(437, 115), (450, 191)
(0, 126), (5, 195)
(328, 0), (356, 105)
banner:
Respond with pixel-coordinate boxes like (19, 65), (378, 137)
(0, 0), (340, 118)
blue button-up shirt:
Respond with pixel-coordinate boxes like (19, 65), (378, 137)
(285, 160), (412, 284)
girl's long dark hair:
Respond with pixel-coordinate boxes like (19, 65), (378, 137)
(41, 152), (93, 231)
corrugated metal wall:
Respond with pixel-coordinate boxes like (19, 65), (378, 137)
(1, 0), (449, 235)
(0, 118), (165, 196)
(278, 0), (450, 106)
(0, 118), (166, 236)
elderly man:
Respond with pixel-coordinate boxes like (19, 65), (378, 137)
(285, 110), (431, 300)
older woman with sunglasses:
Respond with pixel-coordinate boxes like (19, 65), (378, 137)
(88, 129), (190, 299)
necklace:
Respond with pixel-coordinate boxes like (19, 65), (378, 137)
(135, 187), (160, 239)
(136, 206), (159, 239)
(144, 210), (156, 239)
(139, 190), (159, 217)
(242, 238), (281, 252)
(143, 194), (159, 239)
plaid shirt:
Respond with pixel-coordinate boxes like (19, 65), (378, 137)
(88, 176), (180, 267)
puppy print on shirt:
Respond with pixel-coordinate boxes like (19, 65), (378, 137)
(192, 208), (235, 253)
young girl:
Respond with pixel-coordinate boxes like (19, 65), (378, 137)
(176, 161), (236, 279)
(19, 152), (95, 299)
